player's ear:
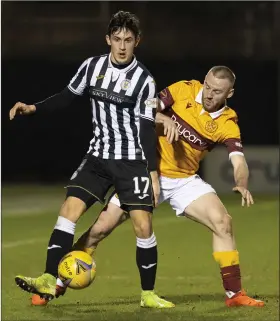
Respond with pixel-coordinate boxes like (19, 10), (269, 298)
(135, 36), (141, 48)
(227, 88), (234, 99)
(106, 35), (111, 46)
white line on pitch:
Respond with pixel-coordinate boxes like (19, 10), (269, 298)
(2, 238), (47, 249)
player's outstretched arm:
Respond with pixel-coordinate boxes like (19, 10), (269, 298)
(230, 154), (254, 207)
(9, 87), (78, 120)
(10, 58), (92, 120)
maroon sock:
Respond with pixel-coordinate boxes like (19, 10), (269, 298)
(221, 264), (241, 293)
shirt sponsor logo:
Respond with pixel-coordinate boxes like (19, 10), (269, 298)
(89, 87), (134, 105)
(171, 114), (207, 147)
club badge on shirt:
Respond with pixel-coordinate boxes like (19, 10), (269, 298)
(205, 120), (218, 133)
(145, 98), (158, 109)
(121, 79), (131, 90)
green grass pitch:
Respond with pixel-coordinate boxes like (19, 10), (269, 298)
(2, 185), (279, 321)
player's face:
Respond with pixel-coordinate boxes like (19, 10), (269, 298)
(202, 72), (234, 112)
(106, 28), (140, 65)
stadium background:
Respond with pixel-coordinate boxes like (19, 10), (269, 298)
(1, 2), (279, 321)
(2, 1), (279, 193)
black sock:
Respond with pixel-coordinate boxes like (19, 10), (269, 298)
(136, 233), (158, 291)
(45, 216), (75, 277)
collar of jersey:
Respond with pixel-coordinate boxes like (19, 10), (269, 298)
(195, 88), (227, 119)
(108, 53), (137, 73)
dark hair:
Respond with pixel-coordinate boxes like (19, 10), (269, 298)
(107, 11), (141, 38)
(209, 65), (236, 86)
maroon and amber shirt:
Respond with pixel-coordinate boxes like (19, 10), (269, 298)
(156, 80), (244, 178)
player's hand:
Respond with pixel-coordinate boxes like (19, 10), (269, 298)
(9, 102), (36, 120)
(232, 186), (254, 207)
(150, 171), (160, 207)
(163, 116), (179, 144)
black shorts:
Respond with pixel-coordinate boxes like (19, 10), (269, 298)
(66, 154), (154, 213)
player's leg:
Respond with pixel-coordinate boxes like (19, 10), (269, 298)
(32, 194), (128, 306)
(73, 195), (128, 255)
(15, 197), (91, 301)
(30, 196), (90, 305)
(185, 192), (264, 307)
(45, 155), (113, 281)
(185, 193), (236, 251)
(129, 209), (156, 290)
(129, 208), (174, 308)
(168, 175), (264, 307)
(15, 154), (112, 301)
(113, 160), (174, 308)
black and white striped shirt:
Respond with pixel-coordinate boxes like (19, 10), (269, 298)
(68, 54), (157, 160)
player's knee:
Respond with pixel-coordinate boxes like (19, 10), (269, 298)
(130, 209), (153, 238)
(59, 197), (87, 223)
(212, 212), (233, 237)
(134, 221), (153, 238)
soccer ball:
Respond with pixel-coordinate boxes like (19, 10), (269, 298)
(58, 251), (96, 289)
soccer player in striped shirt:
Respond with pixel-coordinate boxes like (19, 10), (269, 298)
(10, 11), (174, 308)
